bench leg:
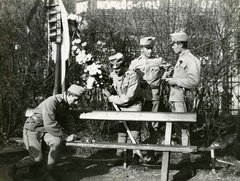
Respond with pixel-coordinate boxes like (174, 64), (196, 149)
(211, 147), (216, 173)
(161, 122), (172, 181)
(123, 149), (127, 169)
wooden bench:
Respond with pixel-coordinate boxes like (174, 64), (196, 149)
(16, 109), (197, 181)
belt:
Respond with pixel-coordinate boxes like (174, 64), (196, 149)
(149, 85), (159, 89)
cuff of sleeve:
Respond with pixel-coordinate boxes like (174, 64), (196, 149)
(62, 132), (68, 140)
(108, 95), (119, 103)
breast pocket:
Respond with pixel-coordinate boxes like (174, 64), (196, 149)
(177, 60), (187, 70)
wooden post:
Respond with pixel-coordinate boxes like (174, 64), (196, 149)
(53, 43), (61, 95)
(235, 110), (240, 171)
(161, 122), (172, 181)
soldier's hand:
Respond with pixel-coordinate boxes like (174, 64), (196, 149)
(165, 78), (177, 86)
(102, 89), (111, 98)
(162, 72), (169, 80)
(65, 134), (77, 142)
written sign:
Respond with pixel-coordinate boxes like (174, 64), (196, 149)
(97, 0), (160, 10)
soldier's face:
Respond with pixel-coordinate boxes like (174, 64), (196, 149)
(113, 66), (124, 76)
(172, 42), (182, 54)
(141, 47), (153, 58)
(67, 94), (80, 105)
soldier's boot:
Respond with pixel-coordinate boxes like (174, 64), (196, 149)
(5, 164), (17, 181)
(173, 162), (195, 180)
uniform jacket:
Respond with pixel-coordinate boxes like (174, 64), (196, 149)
(129, 56), (164, 100)
(24, 93), (76, 137)
(169, 50), (201, 102)
(108, 70), (142, 107)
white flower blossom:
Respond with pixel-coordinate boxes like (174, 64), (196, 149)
(86, 76), (95, 89)
(68, 14), (78, 21)
(81, 42), (87, 47)
(71, 45), (78, 51)
(76, 50), (87, 64)
(85, 53), (92, 61)
(86, 63), (101, 76)
(76, 48), (80, 54)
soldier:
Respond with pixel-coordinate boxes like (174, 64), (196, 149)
(6, 84), (86, 181)
(102, 52), (142, 165)
(129, 37), (165, 164)
(164, 32), (201, 180)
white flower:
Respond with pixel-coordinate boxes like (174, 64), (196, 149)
(97, 40), (102, 45)
(85, 53), (92, 61)
(86, 77), (95, 89)
(75, 39), (81, 44)
(86, 63), (101, 76)
(71, 45), (78, 51)
(81, 42), (87, 47)
(72, 39), (81, 45)
(76, 16), (83, 24)
(76, 48), (80, 54)
(68, 14), (78, 21)
(76, 50), (87, 64)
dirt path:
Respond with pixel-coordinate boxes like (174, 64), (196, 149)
(0, 148), (238, 181)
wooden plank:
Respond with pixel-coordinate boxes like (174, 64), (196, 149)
(10, 137), (197, 152)
(161, 122), (172, 181)
(66, 142), (197, 152)
(78, 111), (196, 122)
(26, 109), (196, 123)
(9, 137), (24, 144)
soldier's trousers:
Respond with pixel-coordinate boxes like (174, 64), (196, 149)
(171, 101), (191, 162)
(16, 129), (63, 170)
(143, 100), (160, 158)
(116, 103), (142, 157)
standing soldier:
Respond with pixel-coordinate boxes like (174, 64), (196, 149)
(129, 37), (165, 164)
(102, 52), (142, 165)
(6, 84), (86, 181)
(164, 32), (201, 180)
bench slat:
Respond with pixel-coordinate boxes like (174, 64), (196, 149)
(66, 141), (197, 152)
(25, 109), (196, 123)
(75, 111), (196, 122)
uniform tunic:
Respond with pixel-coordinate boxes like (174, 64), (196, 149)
(17, 93), (76, 169)
(108, 70), (142, 157)
(129, 56), (164, 101)
(24, 93), (76, 137)
(129, 56), (164, 158)
(169, 49), (201, 162)
(169, 50), (201, 102)
(109, 70), (142, 107)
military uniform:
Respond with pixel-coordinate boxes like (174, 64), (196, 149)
(169, 49), (201, 161)
(129, 37), (164, 162)
(167, 32), (201, 180)
(104, 53), (142, 159)
(109, 69), (142, 157)
(6, 85), (85, 181)
(17, 93), (76, 170)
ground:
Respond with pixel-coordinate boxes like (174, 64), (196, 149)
(0, 142), (239, 181)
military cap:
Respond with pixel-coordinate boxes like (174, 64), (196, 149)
(140, 37), (155, 48)
(68, 84), (86, 97)
(109, 53), (124, 69)
(170, 32), (188, 42)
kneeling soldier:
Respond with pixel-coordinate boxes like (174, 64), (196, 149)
(6, 84), (86, 181)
